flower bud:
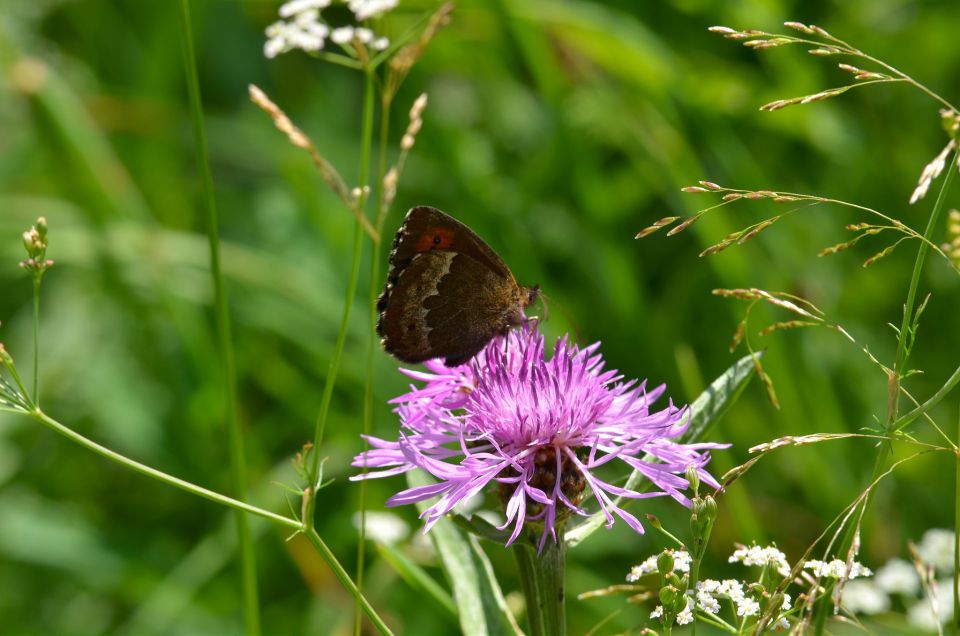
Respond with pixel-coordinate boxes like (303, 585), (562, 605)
(657, 551), (675, 576)
(658, 584), (679, 607)
(36, 216), (48, 241)
(685, 465), (701, 496)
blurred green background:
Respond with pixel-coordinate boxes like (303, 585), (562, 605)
(1, 0), (959, 633)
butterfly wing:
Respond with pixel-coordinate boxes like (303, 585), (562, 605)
(377, 206), (526, 365)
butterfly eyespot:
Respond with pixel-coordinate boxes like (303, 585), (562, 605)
(432, 235), (441, 245)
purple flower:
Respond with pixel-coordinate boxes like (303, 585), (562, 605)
(352, 326), (726, 548)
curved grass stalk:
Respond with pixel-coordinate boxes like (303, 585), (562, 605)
(177, 2), (259, 631)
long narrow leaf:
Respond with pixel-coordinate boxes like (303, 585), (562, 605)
(408, 471), (523, 636)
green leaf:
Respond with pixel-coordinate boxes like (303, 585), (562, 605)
(407, 471), (523, 636)
(565, 352), (760, 547)
(450, 512), (512, 545)
(374, 541), (458, 620)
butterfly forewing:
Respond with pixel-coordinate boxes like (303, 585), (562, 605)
(377, 206), (535, 365)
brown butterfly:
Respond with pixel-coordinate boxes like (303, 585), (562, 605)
(376, 206), (539, 366)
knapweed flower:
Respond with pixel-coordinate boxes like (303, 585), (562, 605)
(352, 326), (726, 548)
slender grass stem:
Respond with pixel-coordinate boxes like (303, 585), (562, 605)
(305, 63), (375, 546)
(955, 403), (960, 635)
(356, 71), (391, 636)
(177, 3), (260, 631)
(31, 275), (40, 405)
(30, 408), (299, 528)
(813, 151), (958, 636)
(891, 151), (957, 424)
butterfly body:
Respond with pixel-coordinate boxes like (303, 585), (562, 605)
(377, 206), (537, 366)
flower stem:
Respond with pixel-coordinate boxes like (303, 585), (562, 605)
(177, 1), (259, 632)
(514, 531), (566, 636)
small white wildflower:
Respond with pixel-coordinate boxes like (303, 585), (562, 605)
(650, 605), (663, 619)
(729, 544), (792, 577)
(917, 529), (956, 572)
(672, 551), (692, 573)
(736, 596), (760, 616)
(676, 603), (694, 625)
(263, 9), (328, 58)
(718, 579), (746, 602)
(372, 36), (390, 51)
(279, 0), (331, 18)
(876, 558), (921, 595)
(697, 579), (721, 594)
(351, 511), (409, 544)
(348, 0), (398, 21)
(780, 593), (792, 611)
(841, 579), (890, 615)
(804, 559), (872, 579)
(354, 27), (375, 43)
(627, 555), (658, 582)
(772, 617), (790, 631)
(697, 589), (721, 614)
(331, 26), (355, 44)
(626, 550), (691, 582)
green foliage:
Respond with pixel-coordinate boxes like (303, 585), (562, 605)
(1, 0), (959, 634)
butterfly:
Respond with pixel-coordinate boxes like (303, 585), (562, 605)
(376, 206), (539, 366)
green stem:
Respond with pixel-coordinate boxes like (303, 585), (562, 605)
(514, 543), (546, 636)
(25, 404), (395, 633)
(356, 81), (392, 636)
(32, 275), (40, 406)
(305, 528), (395, 636)
(177, 2), (259, 632)
(813, 151), (958, 636)
(890, 150), (958, 426)
(30, 408), (299, 528)
(515, 532), (566, 636)
(955, 403), (959, 635)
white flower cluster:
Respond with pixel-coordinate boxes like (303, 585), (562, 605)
(729, 544), (792, 577)
(804, 558), (873, 579)
(348, 0), (398, 20)
(837, 529), (956, 631)
(626, 550), (691, 582)
(264, 0), (395, 59)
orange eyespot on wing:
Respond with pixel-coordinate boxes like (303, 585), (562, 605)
(415, 226), (455, 252)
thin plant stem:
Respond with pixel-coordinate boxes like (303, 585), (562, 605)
(305, 527), (395, 636)
(955, 403), (960, 635)
(305, 65), (376, 527)
(891, 151), (958, 423)
(177, 2), (260, 633)
(813, 153), (958, 636)
(30, 408), (299, 528)
(32, 275), (40, 405)
(356, 67), (391, 636)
